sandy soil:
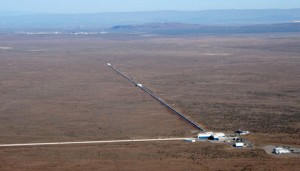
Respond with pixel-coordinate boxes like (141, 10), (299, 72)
(0, 33), (299, 170)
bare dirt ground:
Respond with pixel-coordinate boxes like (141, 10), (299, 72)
(0, 33), (299, 170)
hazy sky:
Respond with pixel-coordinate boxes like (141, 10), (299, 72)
(1, 0), (300, 13)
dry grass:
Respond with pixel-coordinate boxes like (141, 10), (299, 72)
(1, 141), (299, 171)
(0, 34), (299, 170)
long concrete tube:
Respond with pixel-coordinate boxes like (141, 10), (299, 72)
(0, 138), (193, 148)
(106, 63), (205, 131)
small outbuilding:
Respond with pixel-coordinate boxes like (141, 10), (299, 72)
(184, 138), (196, 143)
(234, 142), (244, 147)
(235, 130), (250, 135)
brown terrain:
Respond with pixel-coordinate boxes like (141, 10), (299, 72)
(0, 33), (299, 170)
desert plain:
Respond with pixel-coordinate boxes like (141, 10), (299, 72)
(0, 33), (299, 170)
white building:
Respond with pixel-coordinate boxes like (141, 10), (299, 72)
(197, 132), (225, 141)
(234, 142), (244, 147)
(235, 130), (250, 135)
(273, 147), (290, 154)
(197, 132), (213, 140)
(211, 132), (225, 140)
(184, 138), (196, 143)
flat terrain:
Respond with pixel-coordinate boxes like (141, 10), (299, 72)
(0, 33), (299, 170)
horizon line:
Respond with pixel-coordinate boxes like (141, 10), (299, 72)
(1, 8), (300, 15)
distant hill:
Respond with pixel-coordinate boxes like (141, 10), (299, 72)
(0, 9), (300, 31)
(109, 22), (300, 35)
